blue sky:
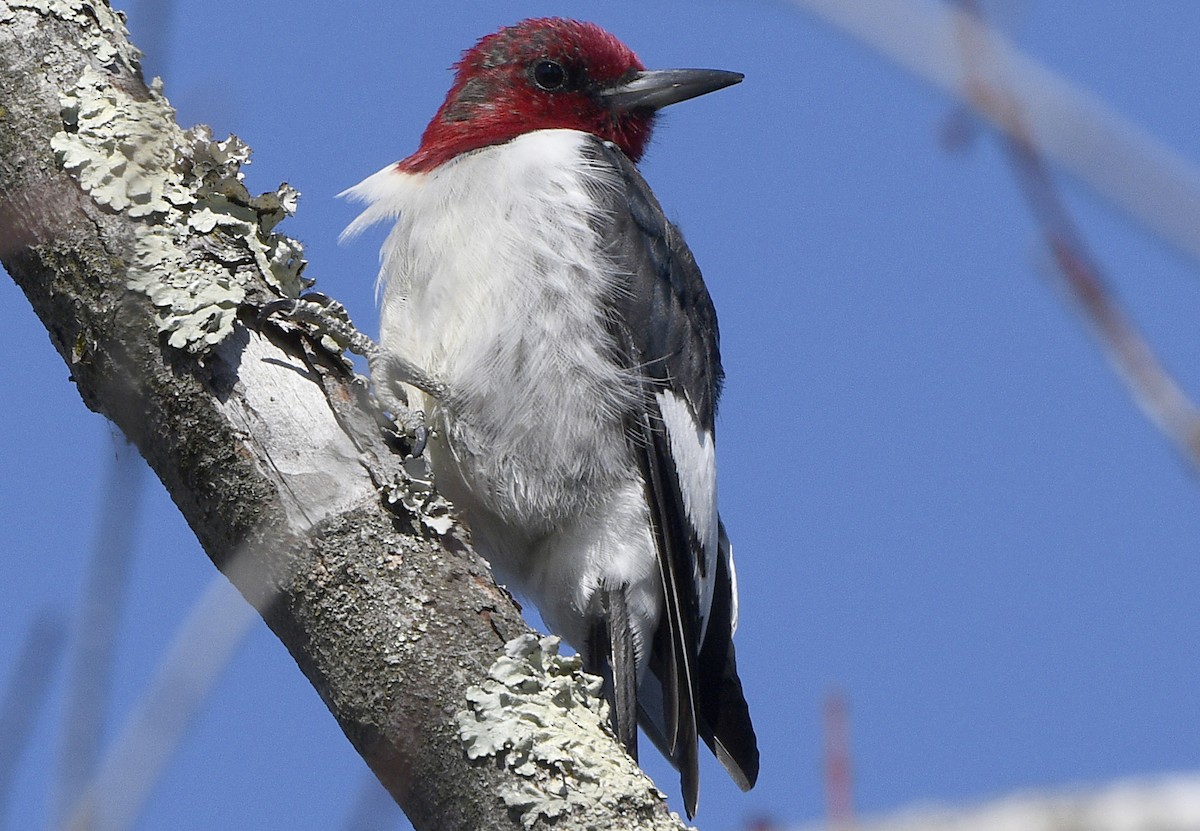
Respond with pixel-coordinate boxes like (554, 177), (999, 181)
(3, 2), (1200, 829)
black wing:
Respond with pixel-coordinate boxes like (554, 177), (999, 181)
(583, 137), (758, 816)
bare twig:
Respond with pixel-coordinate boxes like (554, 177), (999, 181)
(786, 0), (1200, 268)
(951, 0), (1200, 468)
(55, 438), (145, 827)
(0, 613), (66, 827)
(57, 525), (322, 831)
(823, 690), (854, 831)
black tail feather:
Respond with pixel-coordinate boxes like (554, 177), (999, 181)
(585, 589), (639, 760)
(695, 533), (758, 789)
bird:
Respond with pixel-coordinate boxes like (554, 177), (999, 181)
(341, 17), (757, 817)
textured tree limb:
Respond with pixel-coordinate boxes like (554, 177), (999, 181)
(0, 3), (684, 829)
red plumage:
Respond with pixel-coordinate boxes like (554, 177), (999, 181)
(401, 18), (655, 172)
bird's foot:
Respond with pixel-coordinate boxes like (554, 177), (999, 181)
(258, 292), (367, 356)
(258, 293), (431, 456)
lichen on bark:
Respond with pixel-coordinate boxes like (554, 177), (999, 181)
(51, 60), (307, 353)
(458, 635), (688, 831)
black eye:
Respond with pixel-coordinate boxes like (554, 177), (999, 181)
(532, 59), (567, 91)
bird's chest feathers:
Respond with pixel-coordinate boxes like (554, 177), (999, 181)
(376, 131), (638, 517)
(381, 132), (618, 371)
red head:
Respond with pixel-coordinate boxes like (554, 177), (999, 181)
(400, 18), (742, 172)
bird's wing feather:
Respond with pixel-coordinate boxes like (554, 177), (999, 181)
(583, 137), (758, 809)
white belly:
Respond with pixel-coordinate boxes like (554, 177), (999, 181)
(348, 129), (662, 662)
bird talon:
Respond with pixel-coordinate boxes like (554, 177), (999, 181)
(410, 424), (429, 458)
(299, 291), (336, 308)
(257, 297), (299, 326)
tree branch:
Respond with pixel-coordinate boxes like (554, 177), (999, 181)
(0, 3), (684, 829)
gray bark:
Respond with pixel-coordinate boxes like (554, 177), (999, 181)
(0, 3), (683, 829)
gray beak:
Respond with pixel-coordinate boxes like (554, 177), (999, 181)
(599, 68), (744, 112)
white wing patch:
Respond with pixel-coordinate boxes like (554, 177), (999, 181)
(719, 524), (739, 635)
(655, 389), (719, 640)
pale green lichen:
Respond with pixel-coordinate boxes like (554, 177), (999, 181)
(9, 0), (137, 68)
(52, 68), (191, 216)
(129, 222), (246, 351)
(50, 57), (308, 352)
(382, 455), (456, 535)
(457, 635), (686, 830)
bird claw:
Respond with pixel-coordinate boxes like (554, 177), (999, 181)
(296, 291), (335, 308)
(410, 424), (430, 458)
(378, 389), (430, 459)
(256, 293), (433, 458)
(256, 296), (300, 327)
(258, 293), (355, 344)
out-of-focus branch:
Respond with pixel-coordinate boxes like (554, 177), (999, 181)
(0, 613), (66, 825)
(823, 691), (854, 831)
(948, 0), (1200, 467)
(61, 574), (256, 831)
(55, 439), (145, 826)
(1011, 144), (1200, 464)
(787, 773), (1200, 831)
(128, 0), (173, 78)
(786, 0), (1200, 268)
(790, 0), (1200, 468)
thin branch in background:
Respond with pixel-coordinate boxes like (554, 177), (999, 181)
(341, 774), (404, 831)
(1014, 144), (1200, 464)
(41, 5), (296, 822)
(950, 0), (1200, 468)
(785, 0), (1200, 270)
(57, 498), (315, 831)
(939, 0), (1030, 152)
(59, 574), (258, 831)
(789, 0), (1200, 470)
(54, 437), (145, 827)
(0, 612), (66, 828)
(823, 690), (854, 831)
(53, 371), (398, 831)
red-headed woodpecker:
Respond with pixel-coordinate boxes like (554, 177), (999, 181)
(342, 18), (756, 816)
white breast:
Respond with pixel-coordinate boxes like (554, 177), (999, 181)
(343, 129), (686, 672)
(342, 131), (652, 610)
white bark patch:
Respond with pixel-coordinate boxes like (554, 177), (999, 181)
(214, 331), (375, 532)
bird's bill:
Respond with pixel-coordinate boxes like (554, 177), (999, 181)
(599, 68), (743, 112)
